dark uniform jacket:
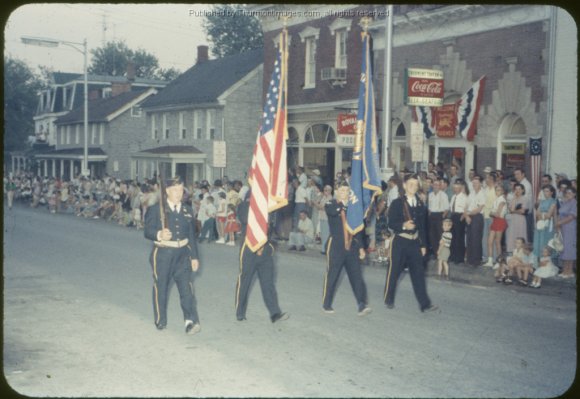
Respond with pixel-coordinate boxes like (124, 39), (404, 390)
(325, 199), (365, 253)
(388, 195), (428, 248)
(144, 201), (199, 259)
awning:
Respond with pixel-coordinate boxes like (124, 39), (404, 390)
(34, 147), (108, 161)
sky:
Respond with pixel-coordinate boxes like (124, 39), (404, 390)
(4, 3), (212, 75)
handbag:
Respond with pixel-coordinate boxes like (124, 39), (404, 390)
(548, 231), (564, 252)
(536, 219), (549, 230)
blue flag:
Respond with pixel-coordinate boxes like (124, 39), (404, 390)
(346, 32), (382, 234)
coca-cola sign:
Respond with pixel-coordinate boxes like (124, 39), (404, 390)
(337, 113), (357, 134)
(405, 68), (444, 107)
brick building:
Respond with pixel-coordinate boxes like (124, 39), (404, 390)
(255, 4), (577, 182)
(138, 46), (263, 184)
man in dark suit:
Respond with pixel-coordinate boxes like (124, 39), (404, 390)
(384, 174), (438, 313)
(144, 176), (201, 334)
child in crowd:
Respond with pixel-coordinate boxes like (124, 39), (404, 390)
(215, 192), (228, 244)
(530, 246), (559, 288)
(514, 244), (536, 286)
(505, 239), (535, 285)
(198, 196), (217, 243)
(132, 207), (142, 229)
(48, 190), (58, 214)
(495, 254), (508, 283)
(223, 203), (240, 246)
(437, 218), (453, 280)
(503, 237), (526, 284)
(377, 230), (392, 263)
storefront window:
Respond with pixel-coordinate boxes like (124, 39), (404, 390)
(395, 122), (406, 137)
(304, 124), (336, 143)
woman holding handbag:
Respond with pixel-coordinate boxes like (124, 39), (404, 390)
(533, 185), (558, 261)
(556, 188), (577, 278)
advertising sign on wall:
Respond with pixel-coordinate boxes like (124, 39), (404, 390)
(405, 68), (444, 107)
(337, 113), (357, 134)
(435, 103), (457, 138)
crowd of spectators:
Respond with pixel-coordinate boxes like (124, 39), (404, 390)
(4, 160), (577, 285)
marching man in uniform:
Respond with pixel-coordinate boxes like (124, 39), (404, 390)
(384, 174), (439, 313)
(144, 176), (201, 334)
(235, 191), (289, 323)
(322, 182), (372, 316)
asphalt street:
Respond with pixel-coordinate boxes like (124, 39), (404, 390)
(3, 204), (577, 397)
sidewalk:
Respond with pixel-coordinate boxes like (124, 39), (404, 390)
(271, 239), (577, 300)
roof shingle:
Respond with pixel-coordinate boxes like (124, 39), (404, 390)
(55, 89), (150, 124)
(142, 48), (263, 109)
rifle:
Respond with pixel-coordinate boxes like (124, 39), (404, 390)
(157, 162), (168, 230)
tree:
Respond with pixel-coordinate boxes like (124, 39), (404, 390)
(202, 4), (263, 58)
(3, 57), (45, 152)
(88, 40), (160, 79)
(154, 67), (181, 82)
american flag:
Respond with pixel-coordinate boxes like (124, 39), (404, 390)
(529, 137), (542, 203)
(456, 75), (486, 141)
(245, 29), (289, 253)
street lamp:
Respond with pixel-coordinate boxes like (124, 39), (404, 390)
(22, 35), (89, 177)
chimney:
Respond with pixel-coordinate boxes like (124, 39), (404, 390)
(126, 61), (136, 83)
(110, 61), (135, 97)
(196, 45), (209, 65)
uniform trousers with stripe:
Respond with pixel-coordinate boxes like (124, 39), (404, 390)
(150, 246), (198, 328)
(322, 238), (368, 311)
(235, 243), (282, 320)
(383, 236), (431, 310)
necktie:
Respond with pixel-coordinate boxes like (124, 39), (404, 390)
(174, 205), (178, 213)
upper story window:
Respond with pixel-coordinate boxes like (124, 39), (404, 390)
(131, 106), (142, 117)
(335, 29), (348, 68)
(206, 109), (216, 140)
(151, 114), (158, 139)
(329, 18), (352, 69)
(179, 112), (186, 139)
(99, 123), (105, 145)
(163, 113), (169, 139)
(193, 110), (203, 139)
(91, 124), (98, 145)
(299, 27), (320, 89)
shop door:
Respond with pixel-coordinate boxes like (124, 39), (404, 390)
(438, 147), (465, 173)
(303, 147), (334, 186)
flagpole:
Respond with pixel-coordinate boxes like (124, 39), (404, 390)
(381, 4), (394, 180)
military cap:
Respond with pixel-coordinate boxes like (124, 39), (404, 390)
(165, 175), (183, 187)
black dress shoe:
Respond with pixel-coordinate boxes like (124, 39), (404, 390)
(298, 246), (306, 251)
(422, 304), (439, 313)
(288, 245), (297, 250)
(271, 312), (289, 323)
(385, 303), (395, 309)
(156, 324), (166, 330)
(237, 316), (246, 321)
